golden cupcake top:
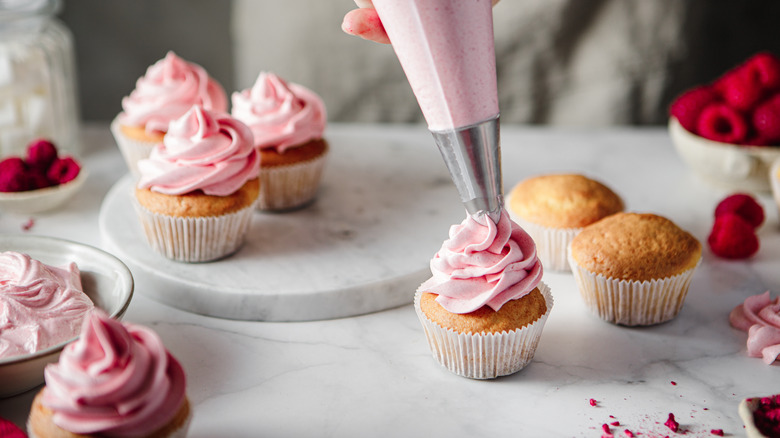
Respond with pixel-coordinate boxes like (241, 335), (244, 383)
(508, 174), (624, 228)
(569, 212), (702, 281)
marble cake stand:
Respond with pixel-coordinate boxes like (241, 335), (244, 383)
(99, 131), (465, 321)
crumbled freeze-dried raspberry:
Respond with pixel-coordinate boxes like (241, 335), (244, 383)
(664, 413), (679, 432)
(601, 423), (614, 438)
(710, 429), (724, 436)
(590, 398), (598, 407)
(754, 394), (780, 437)
(21, 218), (34, 232)
(671, 381), (677, 386)
(46, 156), (81, 185)
(624, 430), (635, 438)
(610, 421), (620, 426)
(25, 138), (58, 170)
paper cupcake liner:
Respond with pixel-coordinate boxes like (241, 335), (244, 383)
(257, 153), (327, 211)
(133, 199), (255, 263)
(414, 282), (553, 380)
(568, 247), (700, 326)
(512, 215), (580, 272)
(771, 159), (780, 217)
(110, 115), (158, 178)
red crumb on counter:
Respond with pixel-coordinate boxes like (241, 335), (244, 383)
(671, 381), (677, 386)
(664, 413), (680, 432)
(710, 429), (723, 436)
(601, 423), (614, 438)
(21, 217), (35, 231)
(624, 430), (635, 438)
(590, 398), (598, 407)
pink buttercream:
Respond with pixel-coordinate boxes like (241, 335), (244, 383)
(120, 51), (228, 134)
(730, 291), (780, 364)
(42, 310), (187, 437)
(231, 72), (326, 153)
(0, 251), (93, 360)
(137, 105), (260, 196)
(420, 209), (543, 314)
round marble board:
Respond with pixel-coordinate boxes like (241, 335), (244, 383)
(99, 131), (466, 321)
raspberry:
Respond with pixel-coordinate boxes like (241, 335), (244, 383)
(696, 103), (749, 143)
(25, 138), (58, 170)
(0, 157), (31, 192)
(28, 169), (53, 190)
(720, 67), (766, 112)
(753, 93), (780, 144)
(46, 156), (81, 185)
(0, 417), (26, 438)
(669, 85), (720, 133)
(743, 52), (780, 92)
(708, 213), (759, 259)
(714, 193), (765, 228)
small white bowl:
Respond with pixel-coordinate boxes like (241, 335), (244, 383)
(0, 169), (88, 214)
(0, 235), (134, 398)
(669, 117), (780, 193)
(771, 159), (780, 214)
(739, 397), (772, 438)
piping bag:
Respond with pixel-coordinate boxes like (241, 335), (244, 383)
(371, 0), (502, 222)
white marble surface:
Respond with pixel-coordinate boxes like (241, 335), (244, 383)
(1, 123), (779, 437)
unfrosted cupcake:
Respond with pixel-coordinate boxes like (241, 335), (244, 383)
(415, 209), (553, 379)
(568, 212), (702, 326)
(232, 72), (328, 211)
(507, 173), (624, 271)
(134, 105), (259, 262)
(27, 310), (191, 438)
(112, 51), (228, 176)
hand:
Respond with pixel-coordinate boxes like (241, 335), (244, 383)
(342, 0), (500, 45)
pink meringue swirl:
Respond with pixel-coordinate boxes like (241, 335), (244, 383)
(137, 105), (260, 196)
(0, 251), (93, 359)
(120, 51), (228, 134)
(231, 72), (327, 153)
(420, 209), (543, 314)
(42, 310), (187, 437)
(730, 291), (780, 364)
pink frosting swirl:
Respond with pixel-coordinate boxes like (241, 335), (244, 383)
(231, 72), (327, 153)
(137, 105), (260, 196)
(730, 291), (780, 364)
(120, 51), (228, 134)
(420, 210), (543, 314)
(0, 251), (93, 359)
(42, 310), (186, 437)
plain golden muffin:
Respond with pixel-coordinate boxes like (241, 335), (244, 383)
(135, 178), (260, 217)
(420, 288), (547, 335)
(569, 212), (702, 281)
(508, 174), (624, 228)
(259, 138), (328, 167)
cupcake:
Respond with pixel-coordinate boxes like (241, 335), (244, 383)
(568, 212), (702, 326)
(27, 310), (191, 438)
(415, 209), (553, 379)
(507, 173), (624, 271)
(0, 251), (93, 360)
(134, 105), (260, 262)
(231, 72), (328, 211)
(112, 51), (228, 176)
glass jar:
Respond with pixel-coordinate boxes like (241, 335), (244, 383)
(0, 0), (79, 158)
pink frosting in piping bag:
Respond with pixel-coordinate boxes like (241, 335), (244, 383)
(0, 251), (93, 360)
(137, 105), (260, 196)
(420, 209), (543, 314)
(231, 72), (327, 153)
(42, 310), (187, 437)
(730, 291), (780, 364)
(120, 51), (228, 134)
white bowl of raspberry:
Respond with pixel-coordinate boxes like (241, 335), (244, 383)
(0, 139), (87, 214)
(669, 52), (780, 193)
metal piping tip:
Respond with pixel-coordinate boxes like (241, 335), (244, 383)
(431, 115), (503, 223)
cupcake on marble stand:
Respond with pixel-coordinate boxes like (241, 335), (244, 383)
(414, 209), (553, 379)
(111, 51), (228, 176)
(134, 105), (260, 262)
(27, 309), (191, 438)
(232, 72), (328, 211)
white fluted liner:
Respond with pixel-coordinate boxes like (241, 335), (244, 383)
(257, 152), (327, 211)
(568, 247), (700, 326)
(414, 282), (553, 380)
(133, 199), (255, 263)
(110, 115), (158, 178)
(512, 216), (580, 272)
(771, 159), (780, 216)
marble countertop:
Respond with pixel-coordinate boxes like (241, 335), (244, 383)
(1, 123), (778, 437)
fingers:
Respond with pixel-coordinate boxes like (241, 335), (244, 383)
(341, 8), (391, 44)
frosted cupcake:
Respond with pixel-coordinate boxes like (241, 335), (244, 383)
(415, 209), (553, 379)
(232, 72), (328, 211)
(134, 105), (260, 262)
(568, 212), (702, 326)
(27, 310), (191, 438)
(112, 51), (228, 176)
(507, 173), (624, 271)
